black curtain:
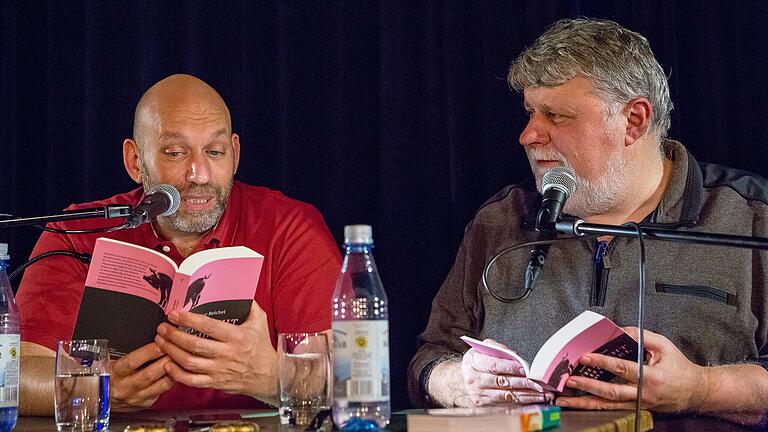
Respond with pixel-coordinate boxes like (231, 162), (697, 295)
(3, 0), (768, 410)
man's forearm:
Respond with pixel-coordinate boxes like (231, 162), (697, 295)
(697, 364), (768, 424)
(19, 356), (55, 415)
(426, 360), (464, 407)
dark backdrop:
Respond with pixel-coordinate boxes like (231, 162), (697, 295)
(2, 1), (768, 410)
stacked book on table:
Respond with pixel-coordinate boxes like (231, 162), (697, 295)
(406, 404), (561, 432)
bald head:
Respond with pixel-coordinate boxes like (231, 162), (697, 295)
(123, 73), (241, 236)
(132, 74), (232, 149)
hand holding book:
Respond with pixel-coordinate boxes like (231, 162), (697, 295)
(457, 340), (554, 406)
(556, 326), (709, 414)
(462, 311), (639, 394)
(155, 301), (280, 406)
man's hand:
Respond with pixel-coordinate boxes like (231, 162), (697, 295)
(110, 342), (175, 412)
(458, 339), (553, 406)
(556, 327), (707, 412)
(154, 302), (278, 405)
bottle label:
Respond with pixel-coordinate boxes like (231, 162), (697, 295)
(332, 320), (389, 403)
(0, 334), (19, 407)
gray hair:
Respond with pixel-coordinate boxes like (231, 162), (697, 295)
(509, 18), (672, 140)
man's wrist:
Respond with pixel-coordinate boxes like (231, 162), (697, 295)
(687, 364), (711, 413)
(425, 357), (462, 407)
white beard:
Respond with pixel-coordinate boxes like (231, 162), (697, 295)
(528, 148), (630, 218)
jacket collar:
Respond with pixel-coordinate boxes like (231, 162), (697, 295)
(647, 139), (703, 227)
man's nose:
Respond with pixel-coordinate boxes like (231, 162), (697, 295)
(187, 152), (211, 184)
(519, 114), (549, 147)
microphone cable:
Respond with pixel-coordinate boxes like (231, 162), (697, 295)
(8, 250), (92, 283)
(482, 235), (597, 303)
(34, 222), (129, 235)
(624, 221), (646, 432)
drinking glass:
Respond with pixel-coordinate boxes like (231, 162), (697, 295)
(277, 333), (332, 430)
(55, 339), (110, 432)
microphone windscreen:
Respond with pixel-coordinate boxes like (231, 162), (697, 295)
(148, 184), (181, 216)
(542, 167), (577, 198)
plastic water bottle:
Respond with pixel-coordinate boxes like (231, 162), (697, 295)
(332, 225), (390, 430)
(0, 244), (19, 431)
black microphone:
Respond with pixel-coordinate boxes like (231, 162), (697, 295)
(125, 184), (181, 228)
(524, 167), (577, 293)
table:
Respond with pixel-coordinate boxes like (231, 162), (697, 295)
(13, 410), (765, 431)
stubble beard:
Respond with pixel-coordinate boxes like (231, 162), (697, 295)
(139, 162), (232, 234)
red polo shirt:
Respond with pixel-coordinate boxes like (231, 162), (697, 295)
(16, 181), (341, 410)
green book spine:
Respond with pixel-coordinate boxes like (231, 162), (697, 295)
(541, 406), (561, 430)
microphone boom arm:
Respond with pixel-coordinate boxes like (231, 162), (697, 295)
(0, 205), (132, 229)
(556, 217), (768, 250)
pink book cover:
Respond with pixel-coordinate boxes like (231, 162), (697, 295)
(462, 311), (638, 393)
(74, 237), (263, 357)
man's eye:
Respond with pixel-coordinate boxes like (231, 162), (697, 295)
(548, 112), (562, 120)
(207, 150), (224, 157)
(165, 150), (185, 158)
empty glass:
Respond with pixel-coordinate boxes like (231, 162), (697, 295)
(277, 333), (331, 430)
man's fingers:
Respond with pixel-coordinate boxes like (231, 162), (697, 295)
(156, 323), (227, 358)
(621, 326), (668, 349)
(111, 342), (164, 376)
(154, 335), (219, 373)
(469, 372), (544, 391)
(565, 375), (637, 402)
(163, 361), (214, 388)
(117, 375), (175, 410)
(556, 394), (636, 410)
(166, 310), (233, 342)
(579, 353), (639, 383)
(132, 375), (175, 401)
(243, 302), (267, 327)
(111, 355), (175, 411)
(131, 356), (173, 384)
(482, 389), (553, 405)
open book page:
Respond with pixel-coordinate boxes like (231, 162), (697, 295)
(165, 247), (264, 315)
(529, 311), (637, 392)
(76, 238), (179, 357)
(460, 336), (530, 376)
(461, 311), (638, 393)
(76, 238), (263, 357)
(85, 237), (177, 305)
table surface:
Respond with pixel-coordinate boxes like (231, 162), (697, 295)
(13, 409), (764, 432)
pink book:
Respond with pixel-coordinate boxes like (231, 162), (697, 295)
(73, 237), (263, 358)
(461, 311), (638, 392)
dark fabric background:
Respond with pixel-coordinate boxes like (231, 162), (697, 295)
(2, 1), (768, 410)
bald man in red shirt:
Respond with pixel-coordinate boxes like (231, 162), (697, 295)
(17, 74), (341, 414)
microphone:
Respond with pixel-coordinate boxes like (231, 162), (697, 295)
(524, 167), (577, 293)
(125, 184), (181, 228)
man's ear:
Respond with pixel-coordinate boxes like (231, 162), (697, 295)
(624, 97), (653, 146)
(231, 133), (241, 175)
(123, 139), (143, 183)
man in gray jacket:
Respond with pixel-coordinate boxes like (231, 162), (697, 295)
(408, 18), (768, 423)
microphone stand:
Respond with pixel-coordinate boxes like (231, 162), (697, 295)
(0, 205), (131, 229)
(556, 218), (768, 250)
(1, 205), (133, 283)
(556, 217), (768, 432)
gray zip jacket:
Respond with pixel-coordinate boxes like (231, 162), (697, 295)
(408, 140), (768, 406)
